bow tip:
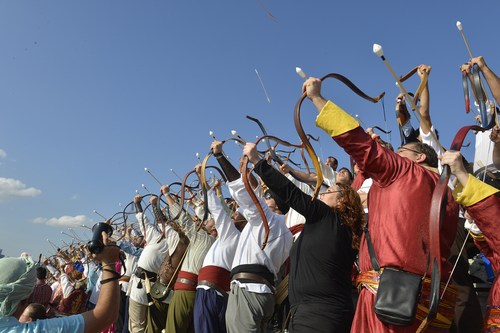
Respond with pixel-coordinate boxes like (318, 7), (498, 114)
(376, 91), (386, 101)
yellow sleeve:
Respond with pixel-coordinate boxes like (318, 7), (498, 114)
(456, 174), (499, 206)
(315, 100), (360, 137)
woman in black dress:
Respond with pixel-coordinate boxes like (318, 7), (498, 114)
(243, 143), (365, 333)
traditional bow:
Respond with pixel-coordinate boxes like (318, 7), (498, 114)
(294, 72), (385, 200)
(371, 126), (391, 135)
(418, 120), (494, 332)
(463, 64), (497, 127)
(201, 136), (270, 249)
(169, 169), (205, 227)
(246, 115), (318, 184)
(239, 137), (271, 250)
(398, 66), (429, 111)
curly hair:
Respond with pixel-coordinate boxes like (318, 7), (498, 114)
(334, 183), (366, 250)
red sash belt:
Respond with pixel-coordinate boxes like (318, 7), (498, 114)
(356, 270), (456, 330)
(198, 265), (231, 292)
(174, 271), (198, 291)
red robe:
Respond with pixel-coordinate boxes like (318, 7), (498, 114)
(316, 102), (459, 332)
(467, 195), (500, 306)
(457, 176), (500, 331)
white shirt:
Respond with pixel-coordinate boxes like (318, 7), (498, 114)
(420, 125), (444, 170)
(201, 189), (240, 270)
(357, 178), (373, 214)
(228, 178), (293, 293)
(88, 270), (102, 304)
(129, 213), (172, 305)
(168, 203), (215, 275)
(59, 273), (74, 299)
(473, 129), (494, 173)
(320, 163), (337, 187)
(420, 125), (458, 192)
(121, 251), (138, 293)
(197, 189), (241, 292)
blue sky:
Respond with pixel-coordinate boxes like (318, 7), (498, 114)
(0, 1), (498, 257)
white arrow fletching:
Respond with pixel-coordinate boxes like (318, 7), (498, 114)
(296, 67), (307, 79)
(373, 44), (383, 57)
(231, 130), (237, 136)
(456, 21), (463, 31)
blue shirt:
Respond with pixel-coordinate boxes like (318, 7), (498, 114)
(0, 314), (84, 333)
(117, 240), (143, 257)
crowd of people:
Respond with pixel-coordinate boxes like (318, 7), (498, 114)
(0, 55), (499, 333)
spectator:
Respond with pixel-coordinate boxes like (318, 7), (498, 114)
(25, 267), (52, 308)
(0, 232), (121, 333)
(18, 303), (47, 323)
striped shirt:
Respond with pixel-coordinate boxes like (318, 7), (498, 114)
(26, 279), (53, 307)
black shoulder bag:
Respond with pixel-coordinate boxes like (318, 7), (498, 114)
(365, 226), (423, 326)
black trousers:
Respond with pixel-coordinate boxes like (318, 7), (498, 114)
(289, 302), (353, 333)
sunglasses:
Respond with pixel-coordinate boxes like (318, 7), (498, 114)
(263, 191), (273, 200)
(397, 146), (422, 155)
(319, 189), (342, 196)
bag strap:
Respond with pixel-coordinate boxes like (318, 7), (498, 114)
(364, 226), (381, 271)
(365, 225), (431, 277)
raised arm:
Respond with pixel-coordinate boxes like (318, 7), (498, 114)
(279, 163), (317, 185)
(243, 142), (327, 221)
(416, 64), (432, 135)
(211, 140), (240, 182)
(160, 185), (196, 237)
(471, 56), (500, 103)
(207, 183), (238, 241)
(302, 77), (412, 186)
(82, 232), (120, 333)
(439, 151), (470, 187)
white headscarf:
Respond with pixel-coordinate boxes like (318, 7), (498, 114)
(0, 256), (36, 317)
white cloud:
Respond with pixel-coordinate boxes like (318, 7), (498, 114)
(0, 177), (41, 201)
(33, 215), (92, 228)
(0, 150), (6, 158)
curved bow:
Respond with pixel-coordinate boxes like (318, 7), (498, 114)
(246, 115), (322, 183)
(200, 137), (245, 191)
(246, 115), (286, 166)
(419, 121), (495, 332)
(371, 126), (391, 135)
(294, 73), (385, 200)
(239, 138), (270, 250)
(399, 66), (428, 111)
(168, 169), (203, 225)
